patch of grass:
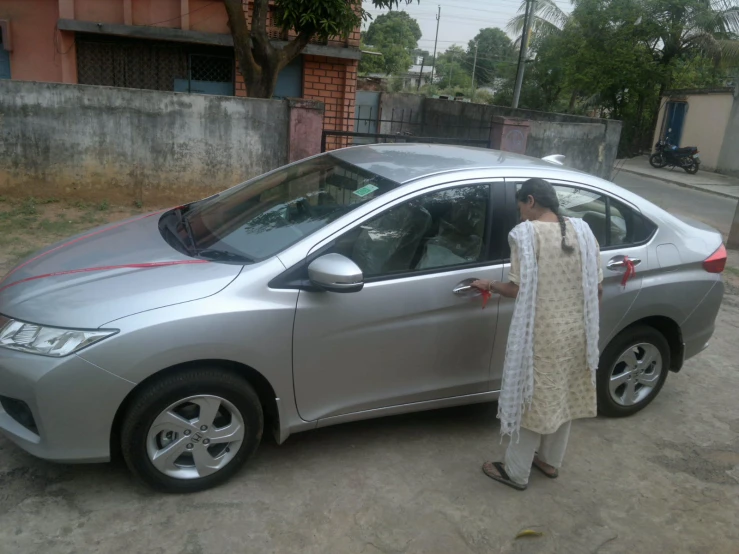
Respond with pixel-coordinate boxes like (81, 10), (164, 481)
(20, 197), (38, 216)
(724, 265), (739, 276)
(39, 219), (77, 236)
(10, 247), (39, 263)
(134, 200), (143, 209)
(97, 200), (110, 211)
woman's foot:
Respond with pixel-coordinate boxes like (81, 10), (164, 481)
(482, 461), (527, 491)
(532, 456), (559, 478)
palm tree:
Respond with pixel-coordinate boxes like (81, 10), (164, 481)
(507, 0), (571, 41)
(508, 0), (739, 68)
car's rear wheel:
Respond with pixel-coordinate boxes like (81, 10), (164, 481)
(121, 366), (263, 493)
(597, 325), (670, 417)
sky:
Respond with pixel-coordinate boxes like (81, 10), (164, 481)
(361, 0), (572, 54)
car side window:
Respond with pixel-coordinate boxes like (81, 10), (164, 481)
(553, 185), (610, 246)
(609, 198), (656, 246)
(514, 181), (654, 248)
(330, 184), (490, 278)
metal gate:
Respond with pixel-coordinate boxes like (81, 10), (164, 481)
(321, 103), (493, 153)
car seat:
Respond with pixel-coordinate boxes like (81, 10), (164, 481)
(416, 193), (486, 270)
(352, 202), (432, 276)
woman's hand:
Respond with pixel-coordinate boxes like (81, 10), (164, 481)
(471, 279), (493, 292)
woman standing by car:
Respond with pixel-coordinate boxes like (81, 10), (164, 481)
(472, 178), (603, 490)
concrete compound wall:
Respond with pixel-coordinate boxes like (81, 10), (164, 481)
(717, 85), (739, 178)
(0, 80), (313, 204)
(378, 94), (622, 180)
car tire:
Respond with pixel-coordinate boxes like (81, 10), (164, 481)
(649, 153), (667, 168)
(597, 325), (670, 417)
(120, 366), (263, 493)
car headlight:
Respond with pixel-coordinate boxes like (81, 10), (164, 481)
(0, 316), (118, 357)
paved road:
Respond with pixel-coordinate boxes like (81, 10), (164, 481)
(613, 171), (737, 236)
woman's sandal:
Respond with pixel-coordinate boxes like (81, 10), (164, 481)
(482, 461), (527, 491)
(532, 456), (559, 479)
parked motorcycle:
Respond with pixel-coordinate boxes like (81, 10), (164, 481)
(649, 129), (700, 174)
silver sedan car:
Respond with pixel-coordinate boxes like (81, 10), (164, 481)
(0, 144), (726, 492)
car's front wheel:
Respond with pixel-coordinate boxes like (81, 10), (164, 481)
(597, 325), (670, 417)
(121, 366), (263, 493)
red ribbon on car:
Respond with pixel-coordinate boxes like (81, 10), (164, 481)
(0, 260), (210, 295)
(0, 210), (166, 286)
(621, 256), (636, 287)
(480, 289), (492, 309)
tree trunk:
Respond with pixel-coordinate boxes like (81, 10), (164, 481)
(223, 0), (312, 99)
(568, 89), (577, 112)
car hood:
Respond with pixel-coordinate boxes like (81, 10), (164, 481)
(0, 211), (243, 328)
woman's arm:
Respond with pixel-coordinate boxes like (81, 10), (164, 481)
(470, 280), (519, 299)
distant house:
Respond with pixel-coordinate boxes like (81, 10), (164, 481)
(652, 86), (739, 175)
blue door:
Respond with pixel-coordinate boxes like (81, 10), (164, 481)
(0, 30), (10, 80)
(273, 56), (303, 99)
(664, 101), (687, 146)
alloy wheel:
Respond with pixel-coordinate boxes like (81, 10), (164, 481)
(145, 395), (245, 480)
(608, 343), (663, 407)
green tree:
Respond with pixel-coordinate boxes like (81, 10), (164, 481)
(359, 11), (423, 75)
(223, 0), (419, 98)
(465, 28), (516, 86)
(435, 45), (473, 90)
(505, 0), (739, 154)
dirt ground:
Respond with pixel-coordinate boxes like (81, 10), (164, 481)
(0, 197), (738, 553)
(0, 196), (152, 277)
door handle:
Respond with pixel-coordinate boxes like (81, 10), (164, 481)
(453, 278), (481, 296)
(607, 256), (641, 271)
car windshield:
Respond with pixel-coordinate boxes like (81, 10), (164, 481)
(180, 155), (399, 262)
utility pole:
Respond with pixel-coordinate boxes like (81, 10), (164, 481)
(512, 0), (532, 108)
(417, 56), (425, 92)
(470, 40), (479, 101)
(429, 5), (441, 86)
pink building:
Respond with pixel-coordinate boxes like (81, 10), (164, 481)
(0, 0), (359, 131)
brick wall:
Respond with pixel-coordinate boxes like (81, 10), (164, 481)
(303, 55), (357, 150)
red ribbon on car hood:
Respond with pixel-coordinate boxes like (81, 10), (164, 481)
(0, 207), (212, 295)
(0, 260), (210, 295)
(621, 256), (636, 287)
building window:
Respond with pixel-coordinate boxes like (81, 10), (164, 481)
(0, 28), (10, 80)
(76, 34), (233, 95)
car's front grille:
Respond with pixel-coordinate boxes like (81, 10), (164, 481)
(0, 395), (38, 435)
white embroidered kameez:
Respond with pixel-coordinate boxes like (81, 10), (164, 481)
(507, 219), (603, 435)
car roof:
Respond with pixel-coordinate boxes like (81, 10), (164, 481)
(329, 143), (579, 184)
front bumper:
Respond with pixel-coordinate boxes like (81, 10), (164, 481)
(0, 348), (135, 462)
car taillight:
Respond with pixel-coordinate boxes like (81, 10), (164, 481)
(703, 244), (727, 273)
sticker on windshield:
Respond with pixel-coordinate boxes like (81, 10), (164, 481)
(353, 184), (379, 198)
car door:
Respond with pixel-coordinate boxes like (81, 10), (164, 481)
(291, 180), (508, 422)
(490, 179), (653, 389)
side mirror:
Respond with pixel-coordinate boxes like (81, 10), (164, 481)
(307, 253), (364, 293)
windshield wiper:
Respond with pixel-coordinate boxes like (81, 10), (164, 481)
(175, 207), (197, 254)
(196, 249), (253, 264)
